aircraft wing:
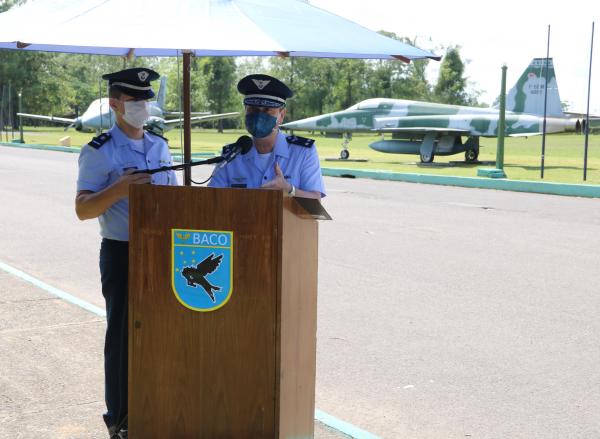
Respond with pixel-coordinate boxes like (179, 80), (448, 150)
(163, 111), (211, 116)
(508, 132), (542, 137)
(162, 112), (240, 126)
(564, 111), (600, 119)
(17, 113), (75, 124)
(373, 127), (470, 134)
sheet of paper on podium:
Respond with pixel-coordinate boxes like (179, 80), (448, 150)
(293, 197), (332, 221)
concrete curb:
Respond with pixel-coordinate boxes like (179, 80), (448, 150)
(5, 142), (597, 198)
(321, 167), (600, 199)
(0, 141), (82, 153)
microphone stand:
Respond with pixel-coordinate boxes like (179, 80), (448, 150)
(132, 155), (224, 175)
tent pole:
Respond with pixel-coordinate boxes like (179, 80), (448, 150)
(183, 51), (192, 186)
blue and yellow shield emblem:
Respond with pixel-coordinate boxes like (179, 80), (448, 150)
(172, 229), (233, 312)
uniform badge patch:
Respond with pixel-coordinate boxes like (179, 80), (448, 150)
(138, 70), (149, 82)
(172, 229), (233, 312)
(252, 78), (271, 90)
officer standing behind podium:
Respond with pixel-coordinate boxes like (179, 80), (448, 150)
(75, 68), (178, 439)
(209, 74), (326, 199)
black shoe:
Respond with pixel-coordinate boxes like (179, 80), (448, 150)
(107, 426), (127, 439)
(107, 425), (118, 439)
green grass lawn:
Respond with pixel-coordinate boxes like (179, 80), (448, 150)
(6, 126), (600, 185)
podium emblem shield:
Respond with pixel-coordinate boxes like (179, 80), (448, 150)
(172, 229), (233, 311)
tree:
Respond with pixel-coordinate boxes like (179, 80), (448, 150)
(369, 32), (432, 102)
(331, 59), (369, 110)
(0, 0), (25, 13)
(268, 57), (339, 120)
(201, 57), (237, 132)
(433, 46), (474, 105)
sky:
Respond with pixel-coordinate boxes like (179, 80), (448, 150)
(309, 0), (599, 113)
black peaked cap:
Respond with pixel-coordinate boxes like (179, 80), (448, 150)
(237, 74), (293, 108)
(102, 67), (160, 99)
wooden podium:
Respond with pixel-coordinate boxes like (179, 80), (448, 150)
(128, 185), (323, 438)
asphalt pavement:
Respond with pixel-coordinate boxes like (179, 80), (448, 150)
(2, 145), (600, 438)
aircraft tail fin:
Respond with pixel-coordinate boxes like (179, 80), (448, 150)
(505, 58), (564, 117)
(157, 76), (167, 109)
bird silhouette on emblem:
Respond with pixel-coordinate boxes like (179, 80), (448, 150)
(181, 253), (223, 302)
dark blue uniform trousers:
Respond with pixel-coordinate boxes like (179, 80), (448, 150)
(99, 238), (129, 430)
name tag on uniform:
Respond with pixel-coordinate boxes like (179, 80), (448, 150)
(231, 176), (247, 188)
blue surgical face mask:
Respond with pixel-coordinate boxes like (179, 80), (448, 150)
(245, 112), (278, 138)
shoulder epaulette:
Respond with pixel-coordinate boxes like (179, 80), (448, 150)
(88, 132), (111, 149)
(145, 128), (169, 143)
(286, 135), (314, 148)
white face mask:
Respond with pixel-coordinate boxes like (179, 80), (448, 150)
(122, 100), (150, 129)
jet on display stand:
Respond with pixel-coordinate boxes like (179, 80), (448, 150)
(17, 76), (239, 134)
(282, 58), (584, 163)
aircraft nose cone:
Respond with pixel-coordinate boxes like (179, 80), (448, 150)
(281, 119), (308, 130)
(74, 118), (83, 131)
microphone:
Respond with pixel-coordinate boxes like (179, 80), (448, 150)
(213, 135), (252, 172)
(220, 135), (253, 164)
(132, 136), (253, 175)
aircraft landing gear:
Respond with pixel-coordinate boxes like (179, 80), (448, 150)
(339, 133), (351, 160)
(465, 148), (479, 162)
(464, 136), (480, 163)
(419, 132), (436, 163)
(419, 151), (434, 163)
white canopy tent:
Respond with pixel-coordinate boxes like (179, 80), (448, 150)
(0, 0), (440, 184)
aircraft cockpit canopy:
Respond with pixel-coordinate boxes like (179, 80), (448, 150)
(347, 98), (395, 111)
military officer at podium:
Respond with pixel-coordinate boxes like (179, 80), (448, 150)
(209, 74), (326, 199)
(75, 67), (178, 439)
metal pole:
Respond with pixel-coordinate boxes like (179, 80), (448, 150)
(540, 25), (550, 179)
(99, 78), (103, 133)
(18, 90), (24, 143)
(584, 22), (594, 181)
(183, 51), (192, 186)
(496, 65), (507, 174)
(8, 82), (14, 140)
(289, 57), (294, 122)
(1, 85), (5, 142)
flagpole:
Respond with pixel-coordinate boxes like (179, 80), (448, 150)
(540, 25), (550, 179)
(584, 22), (594, 181)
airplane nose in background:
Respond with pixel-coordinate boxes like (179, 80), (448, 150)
(74, 118), (83, 131)
(281, 116), (319, 130)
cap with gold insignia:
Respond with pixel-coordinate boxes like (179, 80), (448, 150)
(237, 74), (293, 108)
(102, 67), (160, 100)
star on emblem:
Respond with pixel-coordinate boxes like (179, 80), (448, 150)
(252, 79), (271, 90)
(138, 71), (149, 82)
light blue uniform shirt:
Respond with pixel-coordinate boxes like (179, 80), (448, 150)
(77, 124), (178, 241)
(208, 131), (326, 197)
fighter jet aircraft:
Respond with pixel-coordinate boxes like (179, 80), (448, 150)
(17, 76), (239, 134)
(282, 58), (581, 163)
